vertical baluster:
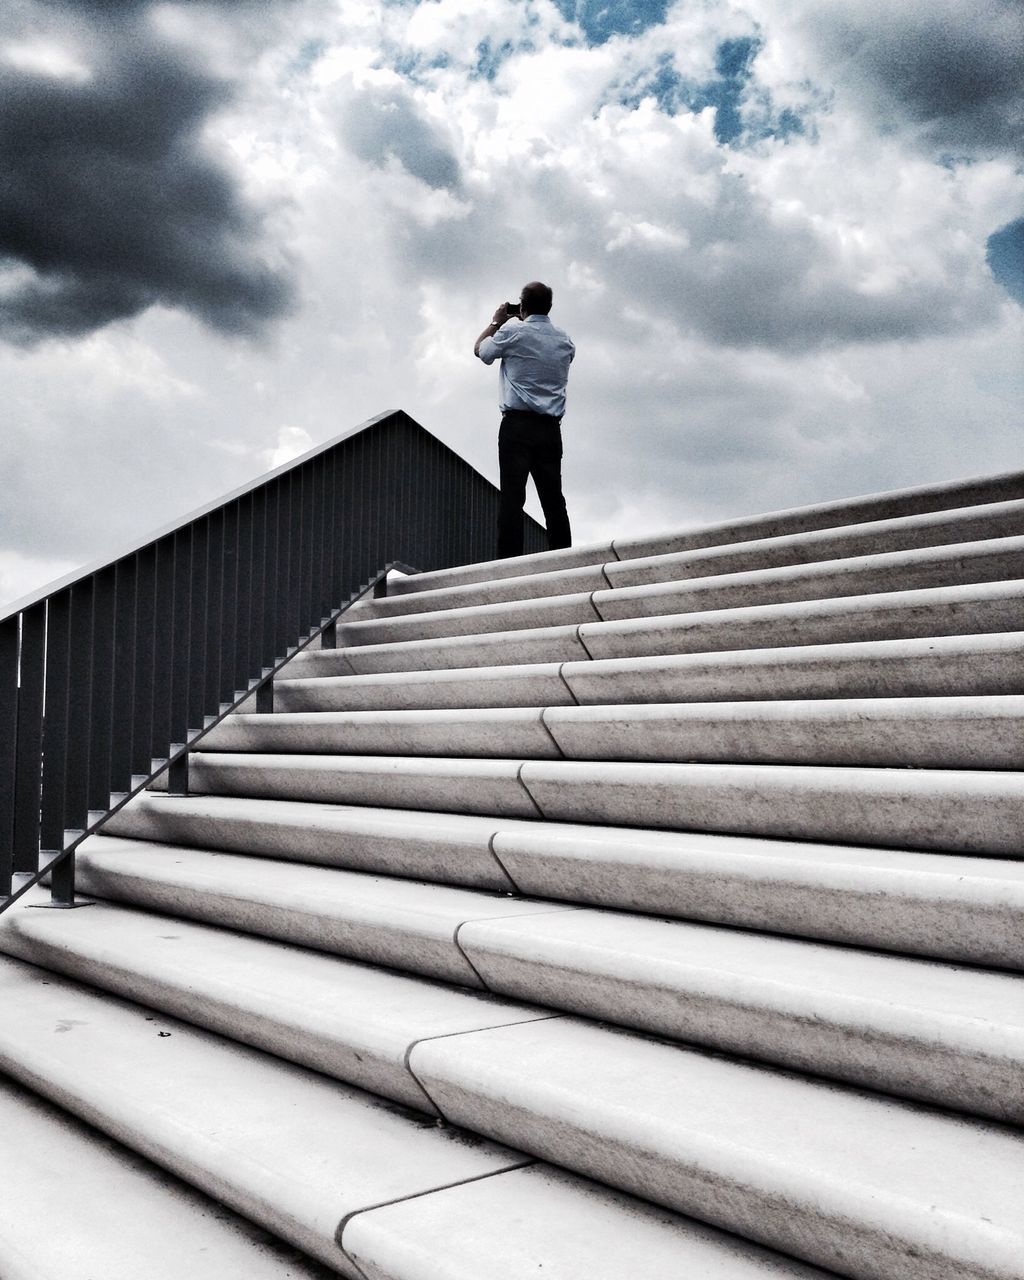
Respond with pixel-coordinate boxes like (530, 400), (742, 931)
(130, 548), (158, 776)
(167, 529), (193, 795)
(188, 520), (208, 733)
(205, 509), (225, 714)
(110, 558), (137, 795)
(63, 577), (95, 835)
(0, 617), (19, 895)
(263, 483), (279, 664)
(13, 603), (45, 875)
(39, 591), (72, 880)
(221, 502), (239, 704)
(150, 540), (174, 764)
(87, 566), (117, 814)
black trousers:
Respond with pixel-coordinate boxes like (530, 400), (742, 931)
(497, 410), (572, 559)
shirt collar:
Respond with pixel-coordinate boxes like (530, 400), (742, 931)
(523, 314), (551, 323)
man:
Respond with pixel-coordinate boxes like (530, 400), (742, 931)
(474, 281), (574, 559)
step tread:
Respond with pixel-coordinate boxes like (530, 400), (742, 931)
(410, 1018), (1024, 1280)
(0, 955), (528, 1276)
(0, 1075), (337, 1280)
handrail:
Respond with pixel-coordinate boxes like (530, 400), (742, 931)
(0, 410), (547, 911)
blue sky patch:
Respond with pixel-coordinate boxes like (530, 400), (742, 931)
(987, 218), (1024, 306)
(554, 0), (670, 46)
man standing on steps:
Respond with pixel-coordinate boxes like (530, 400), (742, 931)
(474, 281), (575, 559)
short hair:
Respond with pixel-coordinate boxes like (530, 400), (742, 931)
(521, 281), (553, 315)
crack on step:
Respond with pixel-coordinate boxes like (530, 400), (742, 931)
(515, 763), (545, 818)
(486, 833), (521, 892)
(336, 1159), (538, 1262)
(575, 625), (597, 662)
(555, 662), (581, 706)
(585, 591), (604, 623)
(609, 539), (624, 561)
(538, 709), (567, 760)
(599, 561), (615, 590)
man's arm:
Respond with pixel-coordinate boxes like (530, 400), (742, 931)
(474, 303), (518, 357)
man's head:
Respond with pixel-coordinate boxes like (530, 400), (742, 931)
(520, 281), (553, 316)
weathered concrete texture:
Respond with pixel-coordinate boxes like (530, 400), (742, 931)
(457, 907), (1024, 1121)
(71, 836), (564, 985)
(542, 695), (1024, 769)
(344, 1164), (833, 1280)
(276, 661), (575, 712)
(103, 794), (520, 889)
(164, 752), (541, 818)
(0, 1075), (339, 1280)
(578, 580), (1024, 659)
(518, 760), (1024, 855)
(592, 536), (1024, 622)
(354, 562), (609, 617)
(337, 590), (600, 647)
(275, 633), (1024, 712)
(0, 891), (552, 1111)
(202, 707), (563, 760)
(388, 538), (618, 594)
(611, 466), (1024, 562)
(409, 1019), (1024, 1280)
(563, 631), (1024, 704)
(0, 956), (529, 1277)
(605, 498), (1024, 588)
(491, 824), (1024, 968)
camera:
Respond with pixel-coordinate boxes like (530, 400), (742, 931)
(504, 302), (521, 316)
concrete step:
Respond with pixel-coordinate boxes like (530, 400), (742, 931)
(359, 498), (1024, 619)
(203, 695), (1024, 771)
(0, 954), (529, 1277)
(289, 579), (1024, 676)
(275, 632), (1024, 711)
(408, 1017), (1024, 1280)
(7, 881), (1018, 1123)
(392, 466), (1024, 595)
(161, 753), (1024, 856)
(344, 1164), (833, 1280)
(69, 836), (568, 986)
(0, 954), (846, 1280)
(0, 1073), (338, 1280)
(336, 536), (1024, 647)
(102, 794), (1024, 968)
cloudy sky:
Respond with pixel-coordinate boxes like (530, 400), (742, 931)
(1, 0), (1022, 606)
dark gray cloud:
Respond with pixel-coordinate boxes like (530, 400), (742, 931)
(340, 85), (462, 190)
(0, 16), (294, 345)
(801, 1), (1024, 157)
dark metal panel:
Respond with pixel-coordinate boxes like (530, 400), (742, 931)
(168, 528), (192, 749)
(64, 577), (95, 832)
(130, 546), (157, 774)
(110, 557), (138, 791)
(87, 566), (117, 812)
(12, 603), (45, 874)
(187, 520), (208, 733)
(150, 542), (174, 763)
(205, 507), (225, 713)
(39, 592), (72, 853)
(0, 617), (18, 893)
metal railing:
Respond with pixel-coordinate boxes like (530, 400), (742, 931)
(0, 409), (546, 912)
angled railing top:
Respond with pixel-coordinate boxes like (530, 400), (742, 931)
(0, 409), (546, 910)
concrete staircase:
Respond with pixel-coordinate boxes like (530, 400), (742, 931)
(1, 470), (1023, 1279)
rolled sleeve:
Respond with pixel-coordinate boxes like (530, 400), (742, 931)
(476, 336), (499, 364)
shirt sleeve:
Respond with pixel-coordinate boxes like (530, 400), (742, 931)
(477, 321), (521, 365)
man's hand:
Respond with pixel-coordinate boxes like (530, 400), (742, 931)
(474, 302), (517, 356)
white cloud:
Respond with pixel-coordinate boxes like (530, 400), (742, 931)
(0, 0), (1020, 606)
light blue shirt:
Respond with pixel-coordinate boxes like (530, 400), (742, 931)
(477, 314), (575, 418)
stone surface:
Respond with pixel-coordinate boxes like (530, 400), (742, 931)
(542, 695), (1024, 769)
(491, 824), (1024, 967)
(0, 890), (552, 1111)
(409, 1018), (1024, 1280)
(518, 760), (1024, 855)
(0, 1075), (338, 1280)
(611, 467), (1024, 562)
(202, 707), (563, 759)
(0, 956), (529, 1276)
(592, 536), (1024, 621)
(356, 563), (609, 617)
(173, 752), (542, 817)
(337, 591), (600, 646)
(344, 1163), (832, 1280)
(104, 794), (519, 889)
(564, 631), (1024, 703)
(276, 662), (575, 711)
(457, 907), (1024, 1121)
(605, 498), (1024, 589)
(387, 539), (617, 593)
(72, 837), (568, 984)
